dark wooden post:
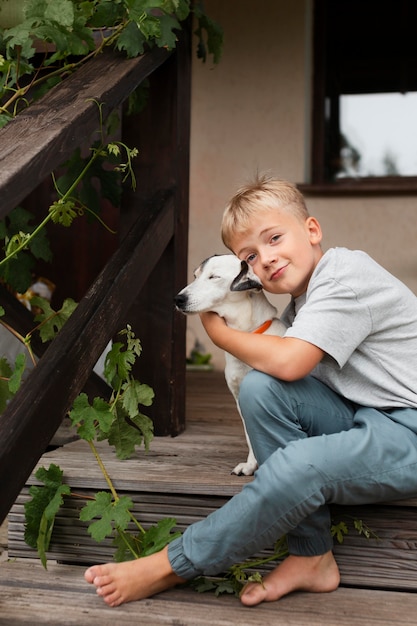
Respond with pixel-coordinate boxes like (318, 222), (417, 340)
(121, 27), (191, 436)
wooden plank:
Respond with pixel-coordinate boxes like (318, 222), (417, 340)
(0, 193), (175, 525)
(0, 47), (171, 217)
(8, 424), (251, 496)
(0, 560), (417, 626)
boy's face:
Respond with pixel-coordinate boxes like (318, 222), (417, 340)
(230, 208), (323, 298)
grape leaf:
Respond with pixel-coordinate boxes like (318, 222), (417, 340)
(0, 357), (13, 413)
(119, 324), (142, 357)
(113, 518), (180, 561)
(69, 393), (114, 441)
(8, 352), (26, 394)
(138, 14), (160, 40)
(28, 229), (53, 264)
(44, 0), (75, 28)
(125, 0), (161, 22)
(105, 401), (153, 459)
(87, 0), (124, 29)
(32, 296), (77, 342)
(112, 528), (142, 562)
(140, 517), (181, 556)
(175, 0), (191, 21)
(104, 342), (135, 387)
(25, 0), (50, 19)
(0, 114), (10, 128)
(193, 5), (223, 64)
(36, 483), (71, 568)
(129, 410), (154, 452)
(2, 206), (32, 232)
(116, 21), (146, 57)
(49, 199), (78, 226)
(122, 379), (154, 417)
(4, 23), (37, 59)
(24, 464), (71, 569)
(80, 492), (133, 542)
(1, 206), (52, 257)
(190, 576), (242, 597)
(190, 577), (220, 593)
(0, 252), (34, 294)
(155, 14), (180, 49)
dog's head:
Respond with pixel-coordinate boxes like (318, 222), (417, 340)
(174, 254), (263, 315)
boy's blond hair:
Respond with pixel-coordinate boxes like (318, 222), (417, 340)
(221, 174), (309, 250)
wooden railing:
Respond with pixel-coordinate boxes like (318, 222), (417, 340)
(0, 29), (191, 523)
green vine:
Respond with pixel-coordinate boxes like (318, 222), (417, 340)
(0, 0), (223, 127)
(0, 261), (184, 566)
(0, 1), (223, 293)
(1, 103), (134, 270)
(0, 299), (179, 569)
(0, 99), (137, 294)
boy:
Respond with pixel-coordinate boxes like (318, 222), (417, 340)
(85, 175), (417, 607)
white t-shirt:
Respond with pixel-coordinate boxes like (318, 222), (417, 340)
(282, 248), (417, 409)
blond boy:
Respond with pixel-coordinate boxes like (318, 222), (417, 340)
(85, 175), (417, 607)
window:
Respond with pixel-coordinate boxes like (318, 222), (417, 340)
(309, 0), (417, 193)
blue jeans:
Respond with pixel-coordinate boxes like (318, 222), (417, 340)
(168, 370), (417, 578)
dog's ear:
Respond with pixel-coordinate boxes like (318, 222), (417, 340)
(230, 260), (263, 292)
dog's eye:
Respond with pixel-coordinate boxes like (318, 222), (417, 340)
(209, 274), (220, 280)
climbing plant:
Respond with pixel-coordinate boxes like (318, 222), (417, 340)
(0, 0), (223, 127)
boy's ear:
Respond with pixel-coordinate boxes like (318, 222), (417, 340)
(306, 216), (322, 245)
(231, 260), (263, 292)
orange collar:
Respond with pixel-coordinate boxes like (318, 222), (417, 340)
(252, 319), (273, 334)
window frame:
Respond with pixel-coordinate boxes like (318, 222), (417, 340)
(300, 0), (417, 196)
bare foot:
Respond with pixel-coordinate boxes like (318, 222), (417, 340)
(240, 550), (340, 607)
(84, 546), (186, 607)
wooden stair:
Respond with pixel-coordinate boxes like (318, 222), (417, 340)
(2, 370), (417, 624)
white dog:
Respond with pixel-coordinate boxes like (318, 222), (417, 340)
(175, 254), (286, 476)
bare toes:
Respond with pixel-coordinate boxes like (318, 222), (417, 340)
(240, 582), (267, 606)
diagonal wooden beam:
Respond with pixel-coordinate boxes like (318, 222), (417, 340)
(0, 47), (171, 217)
(0, 191), (174, 524)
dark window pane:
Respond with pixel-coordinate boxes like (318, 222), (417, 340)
(312, 0), (417, 187)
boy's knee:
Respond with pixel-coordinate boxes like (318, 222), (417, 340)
(238, 370), (280, 414)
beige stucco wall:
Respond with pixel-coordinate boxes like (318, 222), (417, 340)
(186, 0), (417, 369)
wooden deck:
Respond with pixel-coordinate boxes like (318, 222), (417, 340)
(2, 370), (417, 624)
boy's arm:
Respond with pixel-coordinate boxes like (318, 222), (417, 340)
(200, 312), (324, 381)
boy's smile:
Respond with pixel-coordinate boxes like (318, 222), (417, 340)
(231, 209), (323, 298)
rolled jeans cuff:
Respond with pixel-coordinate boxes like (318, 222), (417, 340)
(287, 532), (334, 556)
(168, 536), (201, 580)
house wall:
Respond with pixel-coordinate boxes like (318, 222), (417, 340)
(187, 0), (417, 369)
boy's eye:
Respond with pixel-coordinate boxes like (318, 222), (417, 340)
(246, 253), (257, 265)
(271, 234), (280, 243)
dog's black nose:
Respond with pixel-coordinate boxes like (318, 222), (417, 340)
(174, 293), (187, 308)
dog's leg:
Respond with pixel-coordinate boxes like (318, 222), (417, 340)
(231, 404), (258, 476)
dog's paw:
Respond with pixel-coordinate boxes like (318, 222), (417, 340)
(231, 461), (257, 476)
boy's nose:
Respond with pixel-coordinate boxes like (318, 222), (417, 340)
(260, 251), (276, 268)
